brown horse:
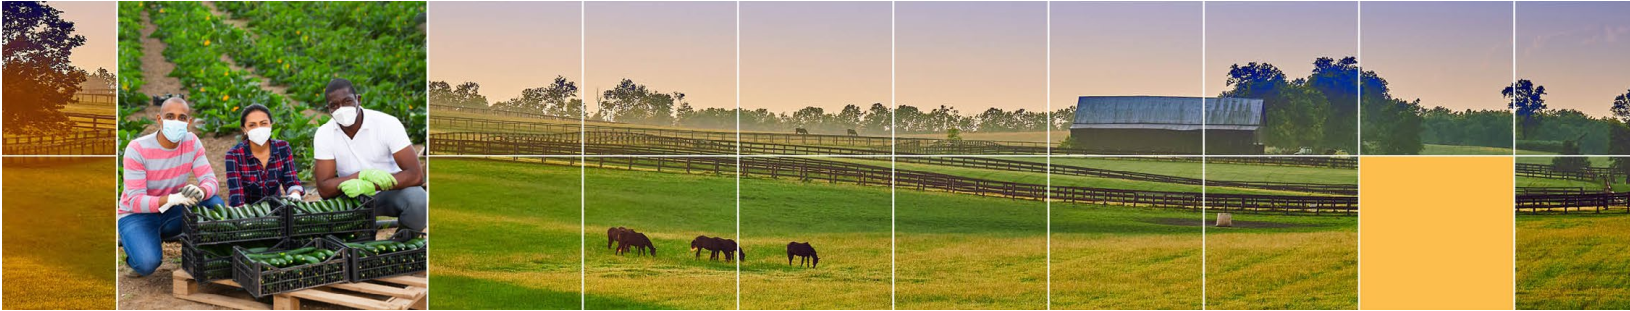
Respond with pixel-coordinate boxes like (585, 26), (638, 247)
(787, 242), (819, 268)
(616, 231), (655, 256)
(689, 236), (745, 262)
(607, 226), (632, 250)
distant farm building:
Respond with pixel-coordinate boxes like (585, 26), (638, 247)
(1070, 96), (1263, 154)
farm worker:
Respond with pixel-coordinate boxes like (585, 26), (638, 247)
(312, 78), (427, 232)
(118, 97), (225, 276)
(223, 104), (305, 206)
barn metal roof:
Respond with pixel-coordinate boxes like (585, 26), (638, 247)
(1072, 96), (1262, 131)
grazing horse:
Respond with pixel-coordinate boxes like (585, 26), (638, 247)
(691, 236), (725, 260)
(616, 231), (655, 256)
(795, 128), (809, 135)
(787, 242), (819, 268)
(846, 129), (859, 136)
(719, 238), (745, 262)
(607, 226), (629, 250)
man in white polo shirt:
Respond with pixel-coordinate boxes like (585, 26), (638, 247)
(312, 78), (427, 231)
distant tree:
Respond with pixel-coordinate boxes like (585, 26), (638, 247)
(1505, 79), (1548, 139)
(1552, 138), (1590, 172)
(1304, 57), (1364, 152)
(429, 81), (489, 108)
(1366, 98), (1425, 154)
(3, 1), (88, 134)
(835, 104), (863, 133)
(1051, 106), (1077, 131)
(599, 79), (680, 125)
(87, 67), (115, 91)
(1611, 88), (1630, 123)
(946, 128), (962, 141)
(861, 103), (891, 133)
(1263, 83), (1328, 149)
(1608, 119), (1630, 183)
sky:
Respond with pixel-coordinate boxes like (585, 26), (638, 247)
(1205, 1), (1358, 97)
(1517, 1), (1630, 118)
(585, 1), (737, 110)
(55, 1), (115, 75)
(1362, 2), (1512, 112)
(896, 1), (1047, 114)
(1051, 1), (1203, 109)
(741, 1), (891, 113)
(429, 1), (580, 103)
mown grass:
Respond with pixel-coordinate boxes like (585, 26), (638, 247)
(1517, 214), (1630, 310)
(430, 156), (1357, 309)
(1422, 144), (1515, 155)
(429, 158), (584, 309)
(2, 158), (116, 310)
(1516, 176), (1629, 192)
(1204, 213), (1358, 310)
(1515, 155), (1613, 167)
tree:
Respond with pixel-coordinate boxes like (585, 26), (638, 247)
(834, 104), (863, 132)
(861, 103), (890, 133)
(1305, 57), (1366, 152)
(1611, 88), (1630, 123)
(599, 79), (681, 125)
(1505, 79), (1548, 139)
(1263, 83), (1328, 149)
(3, 1), (88, 135)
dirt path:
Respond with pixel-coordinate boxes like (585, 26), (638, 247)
(135, 10), (184, 107)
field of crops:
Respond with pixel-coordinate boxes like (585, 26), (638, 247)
(2, 158), (117, 309)
(429, 148), (1359, 309)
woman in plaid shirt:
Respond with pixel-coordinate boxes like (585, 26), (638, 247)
(223, 104), (305, 206)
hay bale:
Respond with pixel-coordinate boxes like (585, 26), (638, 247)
(1216, 213), (1233, 227)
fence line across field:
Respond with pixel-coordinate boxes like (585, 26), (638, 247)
(2, 129), (118, 156)
(432, 133), (1358, 215)
(1516, 192), (1630, 214)
(428, 115), (1359, 168)
(1514, 163), (1619, 182)
(430, 131), (1358, 195)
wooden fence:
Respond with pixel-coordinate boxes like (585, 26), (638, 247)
(1514, 163), (1618, 182)
(434, 132), (1358, 215)
(1516, 192), (1630, 214)
(3, 129), (118, 155)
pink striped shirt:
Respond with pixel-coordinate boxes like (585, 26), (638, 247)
(118, 132), (218, 218)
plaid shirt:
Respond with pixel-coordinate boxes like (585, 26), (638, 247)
(224, 139), (303, 206)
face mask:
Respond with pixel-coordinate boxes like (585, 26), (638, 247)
(247, 127), (272, 146)
(332, 106), (359, 127)
(160, 119), (189, 143)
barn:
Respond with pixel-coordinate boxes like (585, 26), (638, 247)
(1069, 96), (1264, 154)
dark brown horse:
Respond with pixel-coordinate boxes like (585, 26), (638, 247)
(787, 242), (819, 268)
(607, 226), (629, 250)
(616, 231), (655, 256)
(689, 236), (745, 262)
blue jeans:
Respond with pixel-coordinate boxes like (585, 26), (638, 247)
(119, 195), (223, 276)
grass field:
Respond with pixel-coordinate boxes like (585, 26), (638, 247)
(2, 158), (117, 310)
(429, 158), (583, 309)
(1516, 176), (1628, 193)
(429, 155), (1356, 309)
(1517, 214), (1630, 309)
(1515, 155), (1615, 168)
(1421, 144), (1516, 155)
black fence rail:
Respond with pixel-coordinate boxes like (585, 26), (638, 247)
(1514, 163), (1618, 182)
(1516, 187), (1589, 195)
(3, 129), (118, 155)
(1516, 192), (1630, 214)
(440, 137), (1357, 215)
(64, 113), (117, 131)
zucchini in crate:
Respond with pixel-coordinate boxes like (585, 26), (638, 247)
(183, 197), (286, 244)
(286, 197), (376, 241)
(231, 236), (350, 297)
(344, 230), (428, 282)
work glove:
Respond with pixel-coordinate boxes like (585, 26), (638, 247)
(339, 179), (378, 198)
(158, 192), (197, 213)
(178, 184), (207, 202)
(285, 191), (304, 201)
(358, 169), (398, 190)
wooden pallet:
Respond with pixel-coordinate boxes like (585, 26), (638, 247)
(173, 270), (427, 310)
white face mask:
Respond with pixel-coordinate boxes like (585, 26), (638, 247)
(160, 119), (189, 143)
(247, 127), (272, 146)
(332, 106), (359, 127)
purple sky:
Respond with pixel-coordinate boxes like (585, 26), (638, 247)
(1363, 1), (1513, 112)
(1518, 1), (1630, 117)
(1205, 1), (1358, 97)
(430, 1), (581, 102)
(1051, 1), (1203, 108)
(741, 1), (891, 112)
(896, 1), (1047, 114)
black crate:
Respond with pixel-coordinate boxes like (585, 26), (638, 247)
(183, 197), (286, 245)
(284, 196), (377, 243)
(230, 236), (349, 298)
(181, 239), (278, 284)
(344, 230), (427, 282)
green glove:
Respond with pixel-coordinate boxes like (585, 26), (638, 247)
(339, 179), (378, 198)
(358, 169), (397, 190)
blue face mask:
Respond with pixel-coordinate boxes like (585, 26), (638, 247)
(161, 119), (189, 143)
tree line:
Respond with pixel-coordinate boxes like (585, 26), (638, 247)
(431, 77), (1077, 136)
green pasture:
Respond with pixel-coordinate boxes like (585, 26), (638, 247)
(1421, 144), (1516, 155)
(3, 158), (116, 310)
(1517, 214), (1630, 310)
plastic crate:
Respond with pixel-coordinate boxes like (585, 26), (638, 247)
(284, 196), (377, 243)
(182, 197), (286, 245)
(181, 239), (279, 284)
(230, 236), (349, 298)
(344, 230), (427, 282)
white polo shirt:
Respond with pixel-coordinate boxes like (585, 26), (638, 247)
(314, 108), (412, 178)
